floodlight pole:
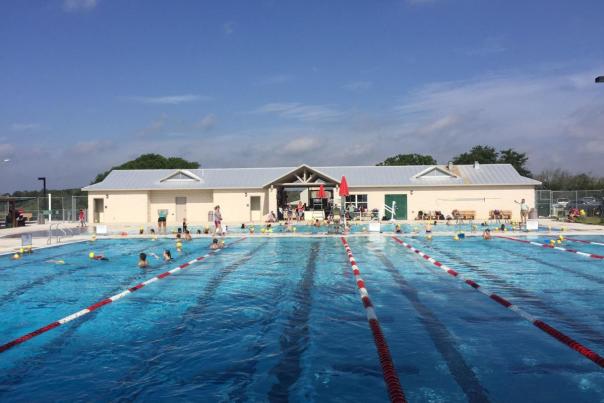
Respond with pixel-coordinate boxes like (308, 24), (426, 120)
(38, 177), (46, 197)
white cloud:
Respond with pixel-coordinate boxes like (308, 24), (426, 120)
(123, 94), (209, 105)
(193, 114), (217, 131)
(343, 81), (373, 91)
(282, 137), (322, 154)
(223, 21), (235, 35)
(10, 123), (40, 131)
(68, 140), (114, 155)
(464, 36), (507, 56)
(63, 0), (97, 12)
(254, 102), (344, 122)
(137, 115), (168, 137)
(393, 69), (604, 172)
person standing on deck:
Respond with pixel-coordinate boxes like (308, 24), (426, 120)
(213, 205), (223, 236)
(514, 198), (529, 225)
(78, 209), (86, 228)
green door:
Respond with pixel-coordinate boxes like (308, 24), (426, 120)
(384, 194), (407, 220)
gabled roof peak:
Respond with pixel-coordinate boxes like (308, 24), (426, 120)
(160, 169), (202, 182)
(413, 165), (458, 180)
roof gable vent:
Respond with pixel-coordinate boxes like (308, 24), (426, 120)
(160, 169), (202, 182)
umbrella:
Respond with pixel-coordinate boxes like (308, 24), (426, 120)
(339, 176), (349, 228)
(338, 176), (349, 197)
(317, 184), (327, 198)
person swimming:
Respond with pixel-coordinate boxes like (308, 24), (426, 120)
(163, 250), (172, 261)
(483, 229), (492, 240)
(93, 255), (109, 261)
(138, 252), (149, 268)
(210, 238), (222, 250)
(395, 224), (402, 234)
(184, 230), (192, 241)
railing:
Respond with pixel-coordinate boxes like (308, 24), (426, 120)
(384, 201), (397, 222)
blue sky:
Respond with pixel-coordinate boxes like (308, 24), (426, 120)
(1, 0), (603, 192)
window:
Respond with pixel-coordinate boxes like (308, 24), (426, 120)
(345, 194), (368, 211)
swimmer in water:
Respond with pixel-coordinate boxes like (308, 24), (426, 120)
(93, 255), (109, 261)
(395, 224), (402, 234)
(210, 238), (221, 250)
(163, 250), (172, 262)
(138, 252), (148, 268)
(47, 259), (66, 264)
(184, 230), (192, 241)
(483, 229), (492, 240)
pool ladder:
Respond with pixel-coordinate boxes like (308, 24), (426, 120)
(47, 223), (68, 244)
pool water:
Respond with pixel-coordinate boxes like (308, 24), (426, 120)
(1, 235), (603, 401)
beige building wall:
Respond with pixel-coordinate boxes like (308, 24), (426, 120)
(87, 191), (149, 224)
(347, 186), (535, 221)
(213, 189), (269, 223)
(88, 185), (535, 225)
(148, 190), (213, 225)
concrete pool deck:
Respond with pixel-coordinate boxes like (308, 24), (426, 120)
(1, 219), (603, 255)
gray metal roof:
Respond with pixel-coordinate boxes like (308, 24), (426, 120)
(82, 164), (540, 191)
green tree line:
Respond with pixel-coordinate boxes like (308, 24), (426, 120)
(376, 145), (603, 190)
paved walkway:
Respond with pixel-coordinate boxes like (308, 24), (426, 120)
(1, 219), (603, 256)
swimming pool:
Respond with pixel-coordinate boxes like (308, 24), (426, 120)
(1, 235), (603, 401)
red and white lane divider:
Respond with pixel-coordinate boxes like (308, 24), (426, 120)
(0, 237), (246, 354)
(341, 237), (406, 403)
(391, 237), (604, 369)
(566, 238), (604, 247)
(497, 235), (604, 260)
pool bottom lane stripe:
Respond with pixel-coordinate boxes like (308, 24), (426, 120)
(497, 236), (604, 259)
(565, 238), (604, 247)
(391, 237), (604, 369)
(341, 237), (407, 403)
(0, 237), (247, 354)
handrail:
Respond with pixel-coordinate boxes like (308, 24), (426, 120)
(384, 201), (397, 222)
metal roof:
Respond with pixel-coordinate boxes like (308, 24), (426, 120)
(82, 164), (540, 191)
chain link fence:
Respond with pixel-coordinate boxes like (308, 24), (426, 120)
(1, 196), (88, 224)
(536, 189), (604, 218)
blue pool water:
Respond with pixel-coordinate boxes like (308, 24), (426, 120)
(1, 235), (604, 401)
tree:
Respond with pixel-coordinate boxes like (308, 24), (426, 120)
(377, 153), (437, 166)
(452, 145), (498, 165)
(92, 153), (200, 184)
(535, 169), (604, 190)
(498, 148), (531, 177)
(453, 145), (532, 177)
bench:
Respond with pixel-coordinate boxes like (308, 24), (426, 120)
(458, 210), (476, 220)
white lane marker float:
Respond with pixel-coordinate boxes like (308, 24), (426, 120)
(392, 236), (604, 369)
(341, 237), (407, 403)
(497, 235), (604, 260)
(0, 237), (247, 354)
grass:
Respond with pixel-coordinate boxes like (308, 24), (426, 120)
(575, 216), (604, 225)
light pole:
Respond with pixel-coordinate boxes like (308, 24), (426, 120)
(596, 76), (604, 83)
(38, 177), (46, 197)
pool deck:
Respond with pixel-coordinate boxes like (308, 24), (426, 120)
(1, 219), (603, 255)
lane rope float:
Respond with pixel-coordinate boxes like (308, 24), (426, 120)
(497, 235), (604, 260)
(0, 237), (247, 354)
(391, 236), (604, 369)
(341, 237), (407, 403)
(565, 238), (604, 247)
